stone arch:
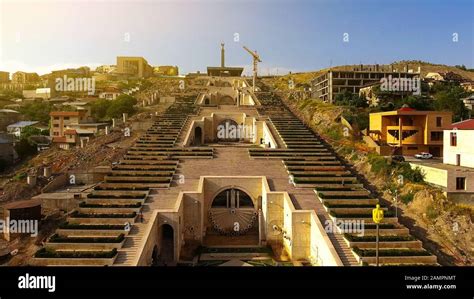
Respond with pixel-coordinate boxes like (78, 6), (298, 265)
(208, 187), (258, 235)
(219, 95), (235, 105)
(159, 224), (174, 265)
(194, 126), (202, 146)
(216, 119), (240, 142)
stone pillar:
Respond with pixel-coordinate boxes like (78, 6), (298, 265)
(123, 113), (128, 123)
(43, 166), (52, 178)
(112, 118), (116, 128)
(105, 126), (109, 135)
(27, 175), (37, 186)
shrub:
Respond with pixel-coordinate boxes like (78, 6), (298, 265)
(395, 163), (425, 183)
(70, 211), (137, 218)
(400, 192), (415, 204)
(353, 247), (431, 257)
(59, 223), (126, 230)
(35, 248), (118, 258)
(49, 233), (125, 243)
(344, 234), (415, 242)
(367, 153), (391, 175)
(426, 204), (439, 220)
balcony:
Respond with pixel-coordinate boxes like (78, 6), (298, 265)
(386, 126), (421, 144)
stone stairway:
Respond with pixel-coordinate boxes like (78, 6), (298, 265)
(252, 88), (438, 266)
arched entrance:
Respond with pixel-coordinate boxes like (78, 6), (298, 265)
(219, 95), (235, 105)
(204, 98), (210, 105)
(194, 127), (202, 146)
(159, 224), (174, 265)
(208, 188), (258, 236)
(216, 119), (240, 142)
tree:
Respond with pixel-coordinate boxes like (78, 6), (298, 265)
(334, 90), (368, 108)
(19, 101), (52, 123)
(105, 95), (137, 119)
(91, 99), (110, 120)
(15, 138), (37, 158)
(434, 86), (469, 122)
(20, 126), (42, 139)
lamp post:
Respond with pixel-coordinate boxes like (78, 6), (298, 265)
(372, 204), (384, 266)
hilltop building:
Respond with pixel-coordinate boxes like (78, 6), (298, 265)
(312, 64), (420, 103)
(116, 56), (153, 78)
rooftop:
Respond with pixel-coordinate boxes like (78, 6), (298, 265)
(7, 121), (39, 128)
(449, 119), (474, 130)
(50, 111), (84, 117)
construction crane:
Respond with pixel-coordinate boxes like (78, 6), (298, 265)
(243, 46), (261, 92)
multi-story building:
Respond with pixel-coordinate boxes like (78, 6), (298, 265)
(409, 119), (474, 205)
(0, 71), (10, 83)
(49, 110), (107, 150)
(366, 106), (452, 156)
(311, 64), (420, 103)
(50, 110), (87, 138)
(116, 56), (153, 78)
(12, 71), (40, 84)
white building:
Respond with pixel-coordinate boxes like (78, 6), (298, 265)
(443, 119), (474, 168)
(409, 119), (474, 205)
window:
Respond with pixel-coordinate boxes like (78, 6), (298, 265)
(456, 177), (466, 190)
(430, 131), (443, 141)
(450, 132), (457, 146)
(64, 117), (70, 120)
(436, 117), (442, 127)
(53, 124), (59, 127)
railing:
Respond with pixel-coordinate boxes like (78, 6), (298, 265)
(386, 126), (421, 144)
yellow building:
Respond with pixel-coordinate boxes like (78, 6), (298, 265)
(116, 56), (153, 78)
(153, 65), (179, 76)
(367, 106), (452, 156)
(0, 71), (10, 83)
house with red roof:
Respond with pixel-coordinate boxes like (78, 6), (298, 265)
(366, 105), (452, 156)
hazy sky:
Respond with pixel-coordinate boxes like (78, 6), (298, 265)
(0, 0), (473, 75)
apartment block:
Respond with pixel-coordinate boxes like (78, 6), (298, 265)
(311, 64), (420, 103)
(12, 71), (40, 84)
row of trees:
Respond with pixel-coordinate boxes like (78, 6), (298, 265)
(335, 82), (471, 122)
(91, 94), (138, 120)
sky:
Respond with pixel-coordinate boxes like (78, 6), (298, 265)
(0, 0), (473, 75)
